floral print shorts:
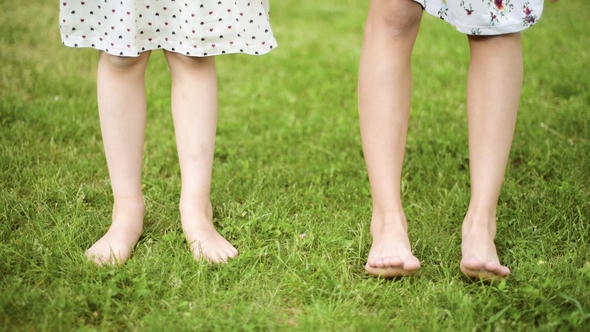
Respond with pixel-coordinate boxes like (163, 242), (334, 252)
(413, 0), (544, 35)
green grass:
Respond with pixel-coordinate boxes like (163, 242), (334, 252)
(1, 0), (589, 330)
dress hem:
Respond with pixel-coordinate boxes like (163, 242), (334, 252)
(425, 7), (543, 36)
(61, 38), (277, 57)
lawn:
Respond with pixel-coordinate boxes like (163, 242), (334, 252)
(1, 0), (589, 331)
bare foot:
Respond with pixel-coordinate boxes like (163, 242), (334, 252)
(180, 197), (238, 263)
(365, 213), (420, 278)
(461, 216), (510, 282)
(86, 199), (144, 266)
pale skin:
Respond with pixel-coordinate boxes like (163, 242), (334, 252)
(86, 50), (237, 265)
(359, 0), (524, 280)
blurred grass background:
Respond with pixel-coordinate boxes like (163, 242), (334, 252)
(1, 0), (589, 330)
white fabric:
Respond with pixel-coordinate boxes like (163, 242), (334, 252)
(60, 0), (277, 56)
(413, 0), (544, 35)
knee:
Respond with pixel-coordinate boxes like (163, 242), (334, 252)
(99, 52), (147, 71)
(366, 0), (422, 37)
(165, 51), (214, 70)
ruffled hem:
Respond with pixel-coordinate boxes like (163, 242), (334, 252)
(61, 37), (277, 57)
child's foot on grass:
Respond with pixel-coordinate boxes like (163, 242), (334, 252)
(365, 213), (420, 278)
(180, 197), (238, 263)
(86, 199), (144, 266)
(460, 215), (510, 282)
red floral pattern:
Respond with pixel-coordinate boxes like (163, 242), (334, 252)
(414, 0), (544, 35)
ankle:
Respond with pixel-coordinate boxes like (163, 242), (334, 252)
(463, 213), (496, 227)
(462, 213), (497, 239)
(113, 196), (145, 214)
(370, 210), (408, 234)
(179, 195), (213, 227)
(179, 194), (211, 211)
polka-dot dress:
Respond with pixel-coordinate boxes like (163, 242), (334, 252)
(59, 1), (277, 57)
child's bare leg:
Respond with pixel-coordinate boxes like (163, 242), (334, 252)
(87, 51), (151, 265)
(164, 51), (237, 263)
(359, 0), (422, 277)
(461, 33), (522, 280)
